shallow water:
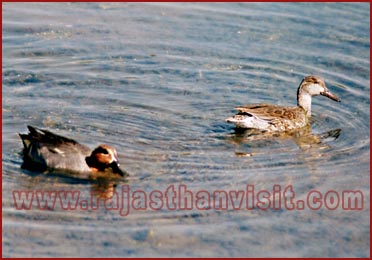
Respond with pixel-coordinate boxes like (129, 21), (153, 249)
(2, 2), (370, 257)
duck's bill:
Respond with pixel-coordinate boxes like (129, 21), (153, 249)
(109, 162), (127, 177)
(321, 90), (341, 102)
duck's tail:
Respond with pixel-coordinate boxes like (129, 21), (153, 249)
(225, 115), (250, 128)
(18, 126), (44, 149)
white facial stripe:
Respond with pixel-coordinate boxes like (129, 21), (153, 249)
(307, 83), (324, 95)
(107, 148), (118, 162)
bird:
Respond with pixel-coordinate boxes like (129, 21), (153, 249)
(225, 75), (340, 132)
(19, 125), (126, 176)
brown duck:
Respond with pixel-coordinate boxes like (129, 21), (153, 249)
(226, 75), (340, 132)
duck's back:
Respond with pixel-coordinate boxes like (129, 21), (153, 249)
(20, 126), (92, 173)
(229, 104), (308, 131)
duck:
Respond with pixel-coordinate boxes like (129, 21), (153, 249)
(225, 75), (340, 132)
(19, 125), (126, 176)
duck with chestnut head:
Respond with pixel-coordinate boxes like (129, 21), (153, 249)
(19, 125), (126, 177)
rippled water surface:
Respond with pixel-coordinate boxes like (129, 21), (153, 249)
(2, 2), (370, 257)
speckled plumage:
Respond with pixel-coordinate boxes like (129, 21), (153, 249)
(226, 76), (340, 132)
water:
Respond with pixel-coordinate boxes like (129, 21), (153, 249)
(2, 2), (370, 257)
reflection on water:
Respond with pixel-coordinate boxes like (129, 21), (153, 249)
(2, 2), (370, 258)
(20, 165), (127, 199)
(91, 180), (120, 200)
(227, 125), (342, 150)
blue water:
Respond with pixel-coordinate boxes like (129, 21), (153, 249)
(2, 2), (370, 257)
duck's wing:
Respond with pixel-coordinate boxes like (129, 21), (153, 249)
(19, 126), (91, 167)
(25, 125), (77, 145)
(234, 104), (301, 122)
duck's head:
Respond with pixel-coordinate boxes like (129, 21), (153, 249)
(298, 75), (341, 102)
(86, 144), (125, 176)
